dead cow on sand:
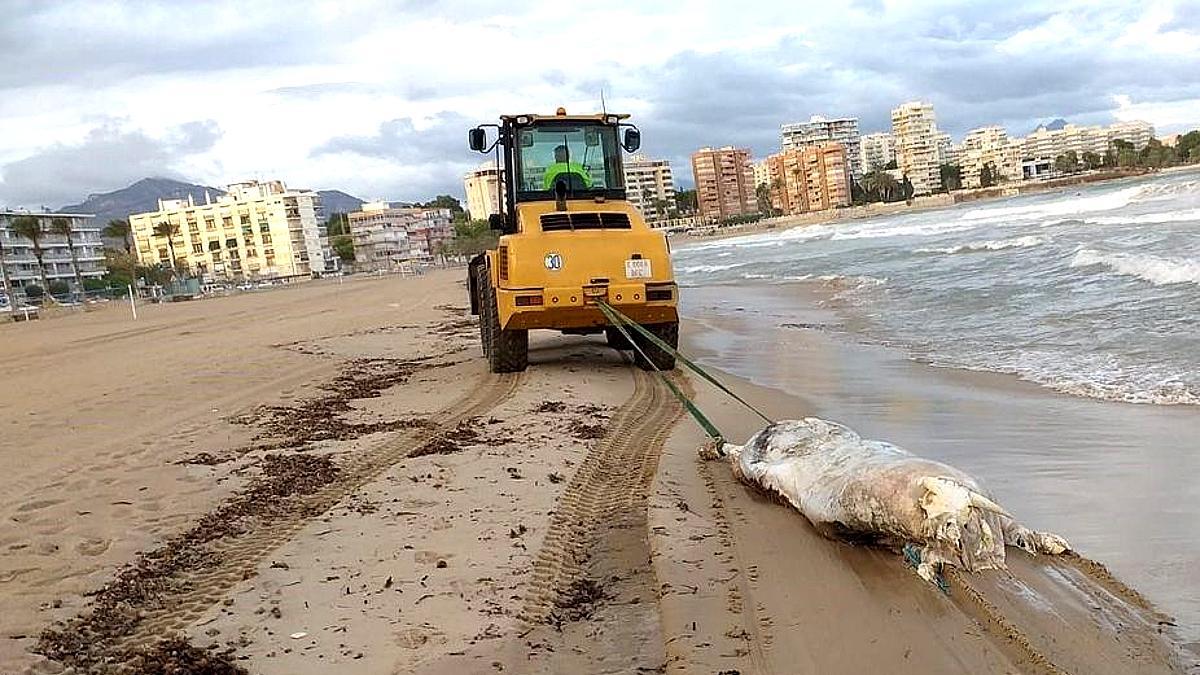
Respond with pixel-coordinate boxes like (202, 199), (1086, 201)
(700, 418), (1070, 583)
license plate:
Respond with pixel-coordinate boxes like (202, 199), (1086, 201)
(625, 259), (652, 279)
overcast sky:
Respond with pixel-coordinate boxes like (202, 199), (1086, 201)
(1, 0), (1198, 208)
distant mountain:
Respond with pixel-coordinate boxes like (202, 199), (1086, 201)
(1031, 118), (1069, 134)
(317, 190), (364, 216)
(60, 177), (225, 226)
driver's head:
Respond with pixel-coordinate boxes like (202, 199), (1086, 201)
(554, 145), (569, 163)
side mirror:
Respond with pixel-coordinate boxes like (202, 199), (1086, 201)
(469, 127), (487, 152)
(488, 213), (505, 231)
(622, 128), (641, 153)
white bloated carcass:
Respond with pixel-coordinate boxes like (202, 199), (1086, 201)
(701, 418), (1070, 582)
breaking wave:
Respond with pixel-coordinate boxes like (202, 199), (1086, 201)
(916, 235), (1046, 255)
(959, 185), (1143, 222)
(1070, 249), (1200, 286)
(1089, 208), (1200, 226)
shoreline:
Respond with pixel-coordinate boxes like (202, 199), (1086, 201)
(675, 163), (1200, 244)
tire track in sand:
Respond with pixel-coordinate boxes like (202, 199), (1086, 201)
(520, 367), (683, 624)
(107, 371), (524, 650)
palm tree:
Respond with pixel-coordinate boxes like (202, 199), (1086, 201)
(861, 170), (900, 202)
(0, 227), (13, 301)
(50, 217), (84, 295)
(153, 220), (181, 278)
(10, 215), (52, 297)
(103, 219), (133, 253)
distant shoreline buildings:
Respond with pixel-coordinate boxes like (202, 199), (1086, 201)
(346, 201), (453, 272)
(0, 211), (104, 294)
(128, 180), (330, 282)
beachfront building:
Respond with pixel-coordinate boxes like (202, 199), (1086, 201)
(623, 154), (676, 226)
(464, 162), (502, 221)
(347, 201), (453, 271)
(781, 115), (863, 177)
(935, 132), (961, 167)
(1019, 120), (1156, 162)
(129, 180), (326, 282)
(891, 101), (943, 196)
(765, 143), (851, 215)
(752, 159), (771, 188)
(0, 211), (105, 294)
(958, 126), (1022, 188)
(859, 132), (896, 172)
(691, 146), (758, 220)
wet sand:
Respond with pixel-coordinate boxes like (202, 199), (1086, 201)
(0, 270), (1192, 673)
(680, 282), (1200, 648)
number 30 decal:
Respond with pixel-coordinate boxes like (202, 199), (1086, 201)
(544, 252), (563, 270)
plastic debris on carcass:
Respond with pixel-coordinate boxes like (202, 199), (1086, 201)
(700, 418), (1070, 584)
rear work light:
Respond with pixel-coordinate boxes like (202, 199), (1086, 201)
(515, 295), (543, 306)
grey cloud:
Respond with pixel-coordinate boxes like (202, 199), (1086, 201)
(0, 119), (222, 207)
(311, 112), (479, 202)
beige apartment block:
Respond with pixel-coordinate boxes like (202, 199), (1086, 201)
(959, 126), (1022, 188)
(129, 180), (327, 281)
(781, 115), (863, 177)
(348, 202), (453, 271)
(859, 132), (896, 173)
(624, 154), (676, 225)
(891, 101), (943, 196)
(691, 146), (758, 220)
(752, 159), (771, 188)
(1019, 120), (1155, 161)
(464, 162), (503, 221)
(766, 144), (851, 215)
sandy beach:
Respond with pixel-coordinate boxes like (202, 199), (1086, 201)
(0, 269), (1193, 674)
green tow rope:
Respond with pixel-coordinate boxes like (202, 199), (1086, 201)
(595, 299), (775, 445)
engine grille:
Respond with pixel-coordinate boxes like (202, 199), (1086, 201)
(540, 212), (632, 231)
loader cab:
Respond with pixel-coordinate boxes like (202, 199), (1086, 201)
(469, 110), (641, 232)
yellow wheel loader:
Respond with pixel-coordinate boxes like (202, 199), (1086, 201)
(466, 109), (679, 373)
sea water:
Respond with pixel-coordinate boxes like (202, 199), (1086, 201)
(674, 171), (1200, 406)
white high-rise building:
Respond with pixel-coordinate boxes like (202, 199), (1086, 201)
(958, 126), (1021, 188)
(891, 101), (942, 196)
(464, 162), (503, 221)
(859, 132), (896, 172)
(781, 116), (863, 177)
(348, 202), (453, 269)
(129, 180), (327, 281)
(623, 154), (676, 224)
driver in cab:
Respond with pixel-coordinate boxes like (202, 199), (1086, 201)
(542, 144), (593, 190)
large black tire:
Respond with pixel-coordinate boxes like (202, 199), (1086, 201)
(481, 273), (528, 373)
(633, 321), (678, 371)
(474, 264), (492, 359)
(605, 326), (632, 350)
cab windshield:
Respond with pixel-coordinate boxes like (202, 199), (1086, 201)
(514, 123), (623, 198)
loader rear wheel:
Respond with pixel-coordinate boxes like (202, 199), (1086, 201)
(480, 273), (528, 373)
(605, 326), (632, 350)
(474, 264), (492, 359)
(633, 321), (678, 371)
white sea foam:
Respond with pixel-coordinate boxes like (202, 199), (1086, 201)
(1070, 249), (1200, 286)
(674, 262), (747, 274)
(916, 235), (1046, 255)
(959, 185), (1143, 222)
(1089, 208), (1200, 226)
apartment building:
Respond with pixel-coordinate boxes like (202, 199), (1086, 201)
(958, 126), (1022, 188)
(766, 144), (851, 215)
(348, 202), (453, 271)
(0, 211), (104, 293)
(691, 146), (757, 220)
(752, 160), (771, 187)
(129, 180), (326, 281)
(891, 101), (943, 196)
(1019, 120), (1155, 161)
(859, 132), (896, 172)
(781, 116), (863, 177)
(623, 154), (676, 225)
(464, 162), (503, 221)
